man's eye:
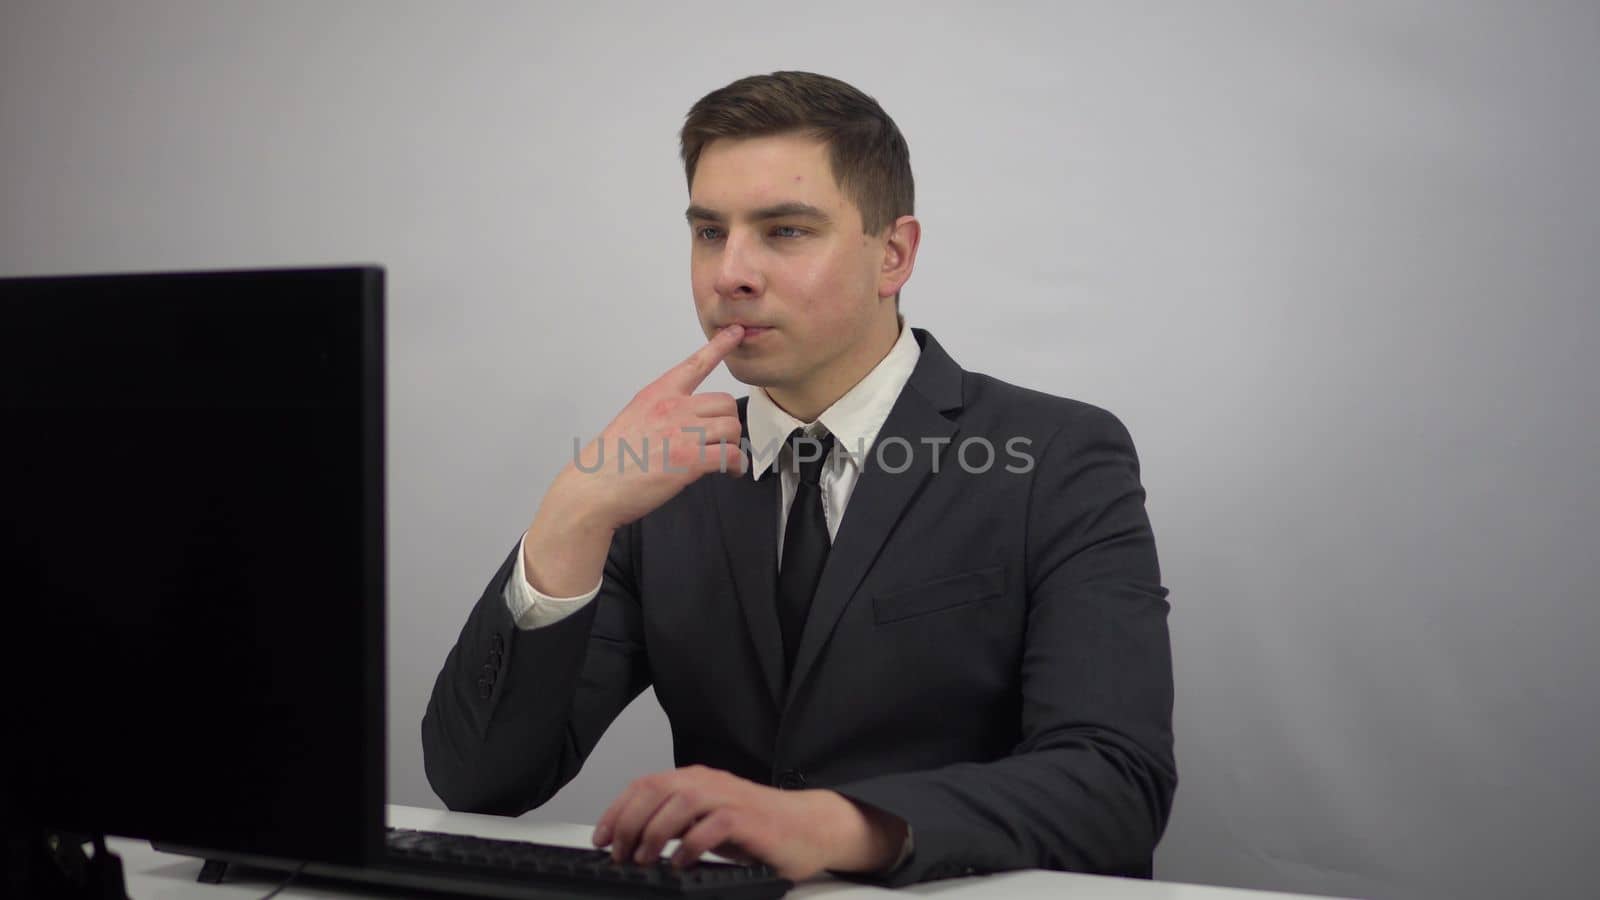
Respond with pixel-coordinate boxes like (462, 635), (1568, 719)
(771, 225), (806, 238)
(695, 226), (723, 242)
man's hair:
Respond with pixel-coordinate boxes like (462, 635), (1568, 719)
(679, 71), (914, 237)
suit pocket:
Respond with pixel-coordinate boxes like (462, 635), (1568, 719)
(872, 564), (1005, 625)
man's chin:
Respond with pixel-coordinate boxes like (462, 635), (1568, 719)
(724, 358), (773, 385)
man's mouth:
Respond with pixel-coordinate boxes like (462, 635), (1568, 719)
(723, 323), (773, 339)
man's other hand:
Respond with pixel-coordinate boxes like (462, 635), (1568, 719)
(590, 764), (907, 882)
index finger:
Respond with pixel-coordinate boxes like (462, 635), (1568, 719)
(593, 785), (634, 847)
(665, 324), (744, 393)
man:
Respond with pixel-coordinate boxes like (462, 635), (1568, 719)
(421, 71), (1175, 887)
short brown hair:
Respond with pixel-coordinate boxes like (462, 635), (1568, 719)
(679, 71), (914, 236)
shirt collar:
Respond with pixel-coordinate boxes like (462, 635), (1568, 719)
(745, 316), (922, 480)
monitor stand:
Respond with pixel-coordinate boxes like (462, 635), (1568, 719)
(198, 858), (230, 883)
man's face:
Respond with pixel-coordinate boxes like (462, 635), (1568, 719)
(687, 134), (894, 399)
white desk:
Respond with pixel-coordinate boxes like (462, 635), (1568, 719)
(110, 804), (1347, 900)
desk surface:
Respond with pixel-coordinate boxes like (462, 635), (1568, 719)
(111, 804), (1347, 900)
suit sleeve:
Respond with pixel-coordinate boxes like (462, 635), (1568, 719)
(421, 522), (651, 815)
(830, 405), (1176, 886)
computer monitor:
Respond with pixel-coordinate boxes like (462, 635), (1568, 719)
(1, 266), (387, 871)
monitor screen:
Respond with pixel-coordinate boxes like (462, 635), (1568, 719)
(1, 266), (385, 865)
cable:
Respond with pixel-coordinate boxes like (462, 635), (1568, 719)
(255, 861), (308, 900)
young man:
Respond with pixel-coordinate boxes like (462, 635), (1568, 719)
(422, 71), (1175, 887)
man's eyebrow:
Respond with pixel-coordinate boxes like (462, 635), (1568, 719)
(684, 202), (832, 224)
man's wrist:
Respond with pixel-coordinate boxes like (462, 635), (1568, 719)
(812, 790), (909, 874)
(520, 479), (616, 598)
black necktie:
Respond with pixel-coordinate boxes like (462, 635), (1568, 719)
(776, 427), (835, 679)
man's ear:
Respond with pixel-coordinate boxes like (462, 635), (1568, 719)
(878, 215), (921, 299)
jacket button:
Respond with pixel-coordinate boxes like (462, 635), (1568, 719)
(476, 679), (493, 699)
(487, 650), (502, 668)
(491, 634), (504, 654)
(776, 770), (806, 790)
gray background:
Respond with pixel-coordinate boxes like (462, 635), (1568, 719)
(4, 3), (1596, 898)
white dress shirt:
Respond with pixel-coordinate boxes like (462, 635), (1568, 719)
(504, 316), (922, 629)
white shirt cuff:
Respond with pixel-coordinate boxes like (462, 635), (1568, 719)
(891, 825), (915, 872)
(502, 531), (603, 630)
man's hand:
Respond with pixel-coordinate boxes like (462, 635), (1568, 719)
(560, 323), (750, 530)
(520, 324), (747, 596)
(591, 764), (908, 882)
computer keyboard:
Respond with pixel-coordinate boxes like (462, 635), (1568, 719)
(385, 827), (794, 899)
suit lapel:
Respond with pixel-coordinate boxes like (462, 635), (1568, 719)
(783, 329), (965, 710)
(707, 397), (785, 709)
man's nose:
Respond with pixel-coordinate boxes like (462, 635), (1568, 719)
(713, 230), (764, 299)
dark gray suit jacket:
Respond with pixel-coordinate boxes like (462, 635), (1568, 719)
(422, 328), (1175, 886)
